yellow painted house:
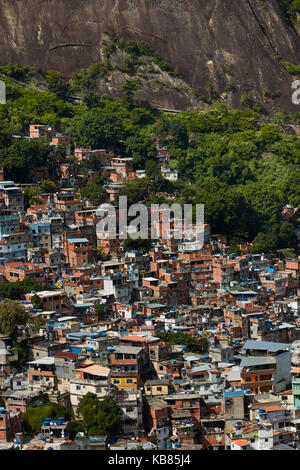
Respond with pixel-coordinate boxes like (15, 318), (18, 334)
(109, 345), (145, 390)
(144, 379), (170, 396)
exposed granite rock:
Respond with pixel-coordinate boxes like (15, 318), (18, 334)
(0, 0), (299, 111)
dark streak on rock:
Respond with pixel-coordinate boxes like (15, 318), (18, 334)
(49, 44), (95, 52)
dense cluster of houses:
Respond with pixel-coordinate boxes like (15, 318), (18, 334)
(0, 124), (299, 450)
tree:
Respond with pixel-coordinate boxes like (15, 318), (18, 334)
(193, 183), (257, 241)
(48, 144), (68, 172)
(125, 133), (156, 168)
(22, 402), (72, 434)
(0, 277), (48, 300)
(227, 244), (243, 256)
(251, 232), (278, 254)
(24, 187), (43, 209)
(40, 179), (56, 193)
(118, 178), (154, 206)
(94, 304), (106, 320)
(278, 222), (298, 250)
(0, 301), (31, 339)
(157, 331), (208, 354)
(70, 108), (125, 149)
(31, 294), (43, 310)
(0, 138), (49, 181)
(46, 70), (71, 99)
(75, 393), (123, 437)
(169, 119), (189, 149)
(0, 300), (46, 341)
(122, 237), (152, 252)
(145, 160), (161, 181)
(83, 91), (101, 110)
(80, 180), (107, 206)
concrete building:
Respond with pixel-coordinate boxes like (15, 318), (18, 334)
(242, 340), (291, 394)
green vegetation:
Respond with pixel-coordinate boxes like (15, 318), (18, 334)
(240, 91), (264, 113)
(69, 32), (203, 106)
(0, 298), (46, 364)
(30, 294), (44, 310)
(118, 177), (155, 206)
(21, 402), (72, 434)
(0, 277), (49, 300)
(67, 393), (123, 438)
(0, 138), (50, 181)
(0, 53), (299, 253)
(280, 59), (300, 78)
(71, 32), (180, 95)
(0, 300), (45, 340)
(79, 176), (107, 206)
(46, 70), (71, 99)
(278, 0), (300, 22)
(122, 237), (153, 252)
(157, 331), (208, 354)
(0, 63), (35, 82)
(39, 179), (57, 193)
(69, 106), (126, 149)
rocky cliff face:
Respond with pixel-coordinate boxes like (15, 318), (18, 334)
(0, 0), (300, 111)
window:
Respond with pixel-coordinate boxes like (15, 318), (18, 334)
(76, 385), (81, 390)
(126, 379), (134, 384)
(113, 379), (120, 384)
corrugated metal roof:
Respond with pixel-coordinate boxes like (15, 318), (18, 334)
(242, 340), (290, 352)
(240, 356), (275, 367)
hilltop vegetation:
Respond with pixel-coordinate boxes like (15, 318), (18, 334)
(0, 57), (299, 254)
(278, 0), (300, 21)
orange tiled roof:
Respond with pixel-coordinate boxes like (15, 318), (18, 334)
(121, 335), (151, 342)
(264, 405), (284, 412)
(76, 364), (110, 377)
(232, 439), (251, 447)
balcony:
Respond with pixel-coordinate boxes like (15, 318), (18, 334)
(241, 368), (274, 378)
(241, 380), (273, 389)
(110, 359), (137, 365)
